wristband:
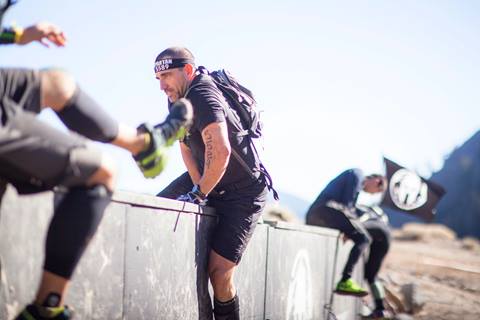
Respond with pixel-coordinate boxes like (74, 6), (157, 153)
(0, 27), (15, 44)
(142, 132), (151, 152)
(13, 26), (24, 43)
(192, 184), (206, 199)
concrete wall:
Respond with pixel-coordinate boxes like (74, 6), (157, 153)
(0, 187), (363, 320)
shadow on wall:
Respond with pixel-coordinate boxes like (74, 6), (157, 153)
(194, 214), (214, 319)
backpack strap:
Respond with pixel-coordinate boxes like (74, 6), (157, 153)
(249, 139), (279, 200)
(219, 93), (279, 199)
(194, 66), (279, 200)
(230, 144), (279, 200)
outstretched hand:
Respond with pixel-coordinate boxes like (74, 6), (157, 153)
(17, 22), (67, 47)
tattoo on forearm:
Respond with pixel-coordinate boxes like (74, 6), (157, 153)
(205, 130), (214, 169)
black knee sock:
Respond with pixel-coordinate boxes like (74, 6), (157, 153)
(375, 299), (385, 311)
(56, 87), (118, 142)
(44, 185), (111, 278)
(213, 295), (239, 320)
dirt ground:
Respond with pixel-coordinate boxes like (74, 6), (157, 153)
(379, 224), (480, 320)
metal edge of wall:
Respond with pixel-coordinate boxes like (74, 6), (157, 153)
(113, 191), (340, 241)
(112, 190), (216, 216)
(263, 220), (340, 237)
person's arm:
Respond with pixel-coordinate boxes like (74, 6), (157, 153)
(343, 170), (360, 208)
(197, 121), (231, 195)
(180, 141), (202, 185)
(0, 22), (66, 46)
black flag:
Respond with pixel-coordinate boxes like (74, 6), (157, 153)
(381, 158), (446, 222)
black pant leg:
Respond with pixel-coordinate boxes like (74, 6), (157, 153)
(157, 172), (193, 199)
(307, 206), (371, 279)
(363, 219), (391, 283)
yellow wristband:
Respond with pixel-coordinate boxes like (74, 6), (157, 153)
(143, 133), (151, 150)
(13, 26), (24, 43)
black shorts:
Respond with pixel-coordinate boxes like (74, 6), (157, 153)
(158, 172), (268, 264)
(363, 218), (391, 243)
(0, 68), (102, 194)
(0, 68), (42, 120)
(306, 205), (369, 239)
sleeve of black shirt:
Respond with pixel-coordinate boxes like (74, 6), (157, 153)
(187, 84), (227, 133)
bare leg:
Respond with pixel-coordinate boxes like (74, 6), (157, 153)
(34, 271), (69, 306)
(208, 250), (240, 319)
(208, 250), (237, 301)
(40, 69), (76, 111)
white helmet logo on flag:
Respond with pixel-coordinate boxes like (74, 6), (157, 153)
(389, 169), (428, 210)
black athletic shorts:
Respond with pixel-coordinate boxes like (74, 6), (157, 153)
(305, 204), (369, 239)
(363, 218), (391, 243)
(0, 68), (102, 194)
(158, 172), (268, 264)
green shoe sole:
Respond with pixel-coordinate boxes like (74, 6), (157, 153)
(334, 288), (369, 297)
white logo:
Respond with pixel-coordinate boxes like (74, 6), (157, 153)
(286, 249), (313, 320)
(154, 59), (173, 72)
(389, 169), (428, 210)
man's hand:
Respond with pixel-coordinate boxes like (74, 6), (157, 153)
(177, 185), (207, 205)
(17, 22), (67, 47)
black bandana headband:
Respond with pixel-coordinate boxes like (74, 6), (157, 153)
(154, 58), (193, 73)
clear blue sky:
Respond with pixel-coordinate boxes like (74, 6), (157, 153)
(2, 0), (479, 203)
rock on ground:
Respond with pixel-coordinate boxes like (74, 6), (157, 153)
(380, 223), (480, 320)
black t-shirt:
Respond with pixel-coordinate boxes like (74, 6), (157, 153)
(311, 169), (364, 209)
(180, 73), (257, 189)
